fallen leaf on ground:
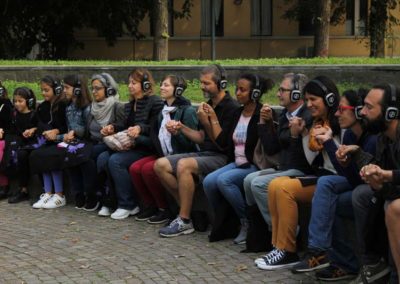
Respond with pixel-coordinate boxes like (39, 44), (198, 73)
(235, 264), (248, 272)
(174, 254), (185, 258)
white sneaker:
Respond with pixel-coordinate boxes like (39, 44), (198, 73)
(98, 206), (111, 217)
(42, 194), (66, 209)
(32, 193), (53, 209)
(110, 207), (140, 220)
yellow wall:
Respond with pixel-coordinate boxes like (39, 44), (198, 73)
(69, 0), (400, 59)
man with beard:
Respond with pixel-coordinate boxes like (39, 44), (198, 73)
(154, 64), (240, 237)
(337, 84), (400, 283)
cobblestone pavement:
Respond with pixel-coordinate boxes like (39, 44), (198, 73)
(0, 201), (335, 283)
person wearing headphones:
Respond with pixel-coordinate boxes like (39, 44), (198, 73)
(7, 87), (38, 204)
(292, 89), (377, 280)
(335, 84), (400, 283)
(0, 82), (13, 200)
(87, 73), (125, 215)
(243, 73), (312, 240)
(202, 73), (273, 245)
(154, 64), (240, 237)
(256, 76), (342, 270)
(129, 75), (199, 224)
(29, 75), (68, 209)
(97, 68), (164, 220)
(59, 74), (99, 211)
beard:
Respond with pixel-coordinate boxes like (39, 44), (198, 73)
(363, 114), (388, 134)
(203, 91), (217, 99)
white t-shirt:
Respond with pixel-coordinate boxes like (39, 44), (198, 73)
(233, 114), (251, 166)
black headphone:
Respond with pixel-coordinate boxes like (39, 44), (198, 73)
(385, 83), (399, 121)
(214, 64), (228, 90)
(290, 74), (302, 102)
(311, 79), (336, 107)
(101, 74), (116, 98)
(73, 75), (82, 97)
(0, 87), (4, 97)
(141, 72), (151, 92)
(251, 74), (262, 101)
(174, 76), (185, 97)
(45, 76), (63, 96)
(18, 87), (35, 110)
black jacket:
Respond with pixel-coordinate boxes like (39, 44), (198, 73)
(226, 103), (262, 164)
(259, 104), (314, 173)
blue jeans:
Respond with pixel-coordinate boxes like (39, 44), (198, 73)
(203, 162), (258, 219)
(308, 175), (354, 250)
(243, 168), (304, 228)
(97, 149), (148, 210)
(329, 190), (359, 274)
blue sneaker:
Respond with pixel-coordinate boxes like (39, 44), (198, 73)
(159, 216), (194, 237)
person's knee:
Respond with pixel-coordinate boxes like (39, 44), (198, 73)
(386, 199), (400, 227)
(352, 184), (371, 208)
(154, 158), (171, 176)
(176, 158), (197, 177)
(129, 160), (142, 176)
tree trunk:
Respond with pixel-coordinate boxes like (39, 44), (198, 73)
(369, 0), (388, 57)
(153, 0), (169, 61)
(313, 0), (331, 57)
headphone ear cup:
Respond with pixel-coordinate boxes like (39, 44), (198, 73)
(355, 106), (363, 120)
(251, 89), (261, 101)
(142, 80), (150, 92)
(290, 90), (301, 102)
(385, 107), (399, 121)
(325, 93), (335, 107)
(54, 84), (63, 96)
(28, 98), (35, 110)
(219, 79), (227, 90)
(174, 86), (184, 97)
(106, 87), (116, 97)
(73, 87), (82, 97)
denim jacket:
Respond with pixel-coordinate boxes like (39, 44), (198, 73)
(57, 103), (90, 141)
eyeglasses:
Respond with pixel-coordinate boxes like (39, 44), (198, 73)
(278, 87), (292, 94)
(337, 105), (355, 113)
(91, 86), (105, 93)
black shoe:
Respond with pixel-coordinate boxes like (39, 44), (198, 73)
(75, 194), (85, 209)
(315, 265), (357, 281)
(83, 199), (100, 212)
(292, 249), (330, 273)
(0, 186), (9, 200)
(256, 249), (300, 270)
(135, 206), (158, 221)
(147, 209), (170, 224)
(8, 191), (29, 204)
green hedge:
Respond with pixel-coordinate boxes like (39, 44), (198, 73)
(2, 80), (370, 105)
(0, 57), (400, 66)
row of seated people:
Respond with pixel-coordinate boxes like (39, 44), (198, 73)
(0, 64), (399, 283)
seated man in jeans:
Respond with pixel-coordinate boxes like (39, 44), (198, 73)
(154, 64), (240, 237)
(339, 84), (400, 283)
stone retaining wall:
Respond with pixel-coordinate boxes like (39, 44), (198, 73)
(0, 65), (399, 84)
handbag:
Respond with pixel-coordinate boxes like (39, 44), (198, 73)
(103, 130), (135, 151)
(253, 139), (279, 170)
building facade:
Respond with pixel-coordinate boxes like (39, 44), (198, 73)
(70, 0), (400, 60)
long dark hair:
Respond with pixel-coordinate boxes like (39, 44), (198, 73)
(40, 75), (66, 112)
(63, 74), (92, 109)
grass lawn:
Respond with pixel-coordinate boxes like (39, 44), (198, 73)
(1, 79), (370, 105)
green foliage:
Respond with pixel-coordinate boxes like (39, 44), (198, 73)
(1, 79), (370, 106)
(0, 57), (400, 66)
(0, 0), (193, 59)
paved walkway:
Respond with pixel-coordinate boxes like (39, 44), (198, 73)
(0, 201), (325, 283)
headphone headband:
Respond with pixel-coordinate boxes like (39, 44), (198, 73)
(290, 74), (302, 102)
(100, 73), (116, 97)
(214, 64), (227, 90)
(141, 71), (151, 92)
(385, 83), (399, 121)
(310, 79), (336, 107)
(250, 74), (262, 101)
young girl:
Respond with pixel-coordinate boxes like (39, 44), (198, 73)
(61, 74), (97, 211)
(29, 75), (68, 209)
(8, 87), (38, 203)
(0, 81), (13, 199)
(129, 75), (199, 224)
